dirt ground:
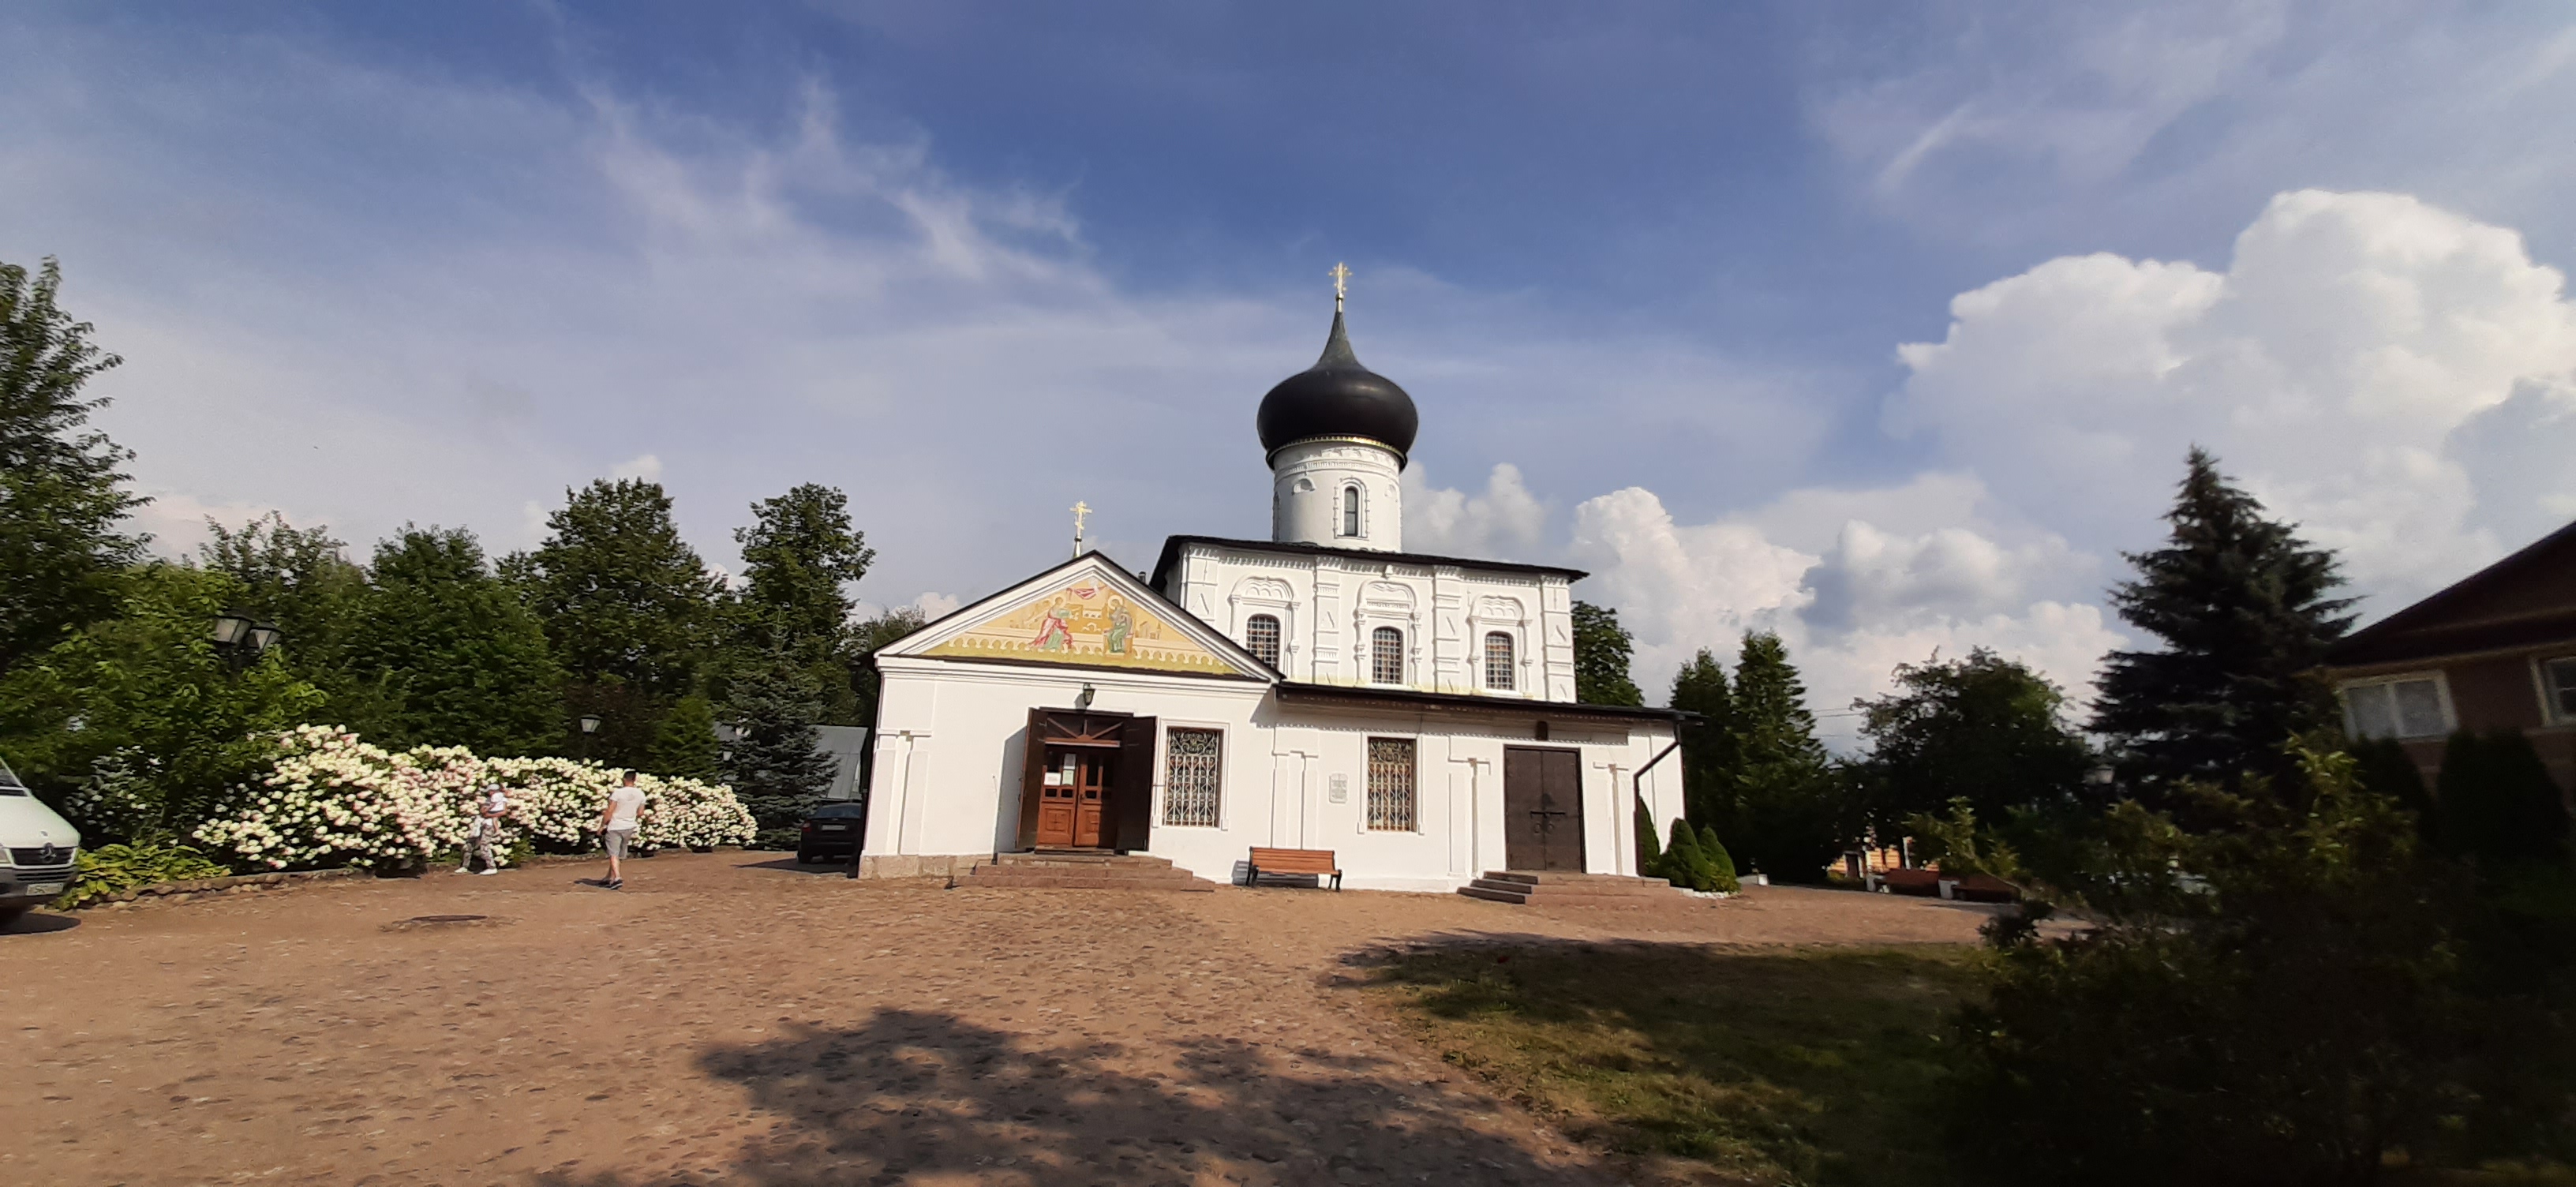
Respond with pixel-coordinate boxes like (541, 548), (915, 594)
(0, 852), (2000, 1186)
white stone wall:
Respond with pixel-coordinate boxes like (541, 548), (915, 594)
(862, 655), (1681, 891)
(1162, 545), (1578, 701)
(1271, 439), (1403, 552)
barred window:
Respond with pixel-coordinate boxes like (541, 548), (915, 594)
(1163, 728), (1222, 827)
(1245, 614), (1281, 668)
(1484, 631), (1515, 691)
(1366, 737), (1417, 831)
(1371, 626), (1404, 684)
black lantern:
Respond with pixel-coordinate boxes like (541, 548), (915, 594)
(578, 714), (603, 736)
(212, 609), (256, 647)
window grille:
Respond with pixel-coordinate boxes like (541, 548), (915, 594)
(1245, 614), (1281, 668)
(1366, 737), (1416, 831)
(1342, 485), (1361, 537)
(1484, 631), (1515, 691)
(1163, 728), (1223, 827)
(1371, 627), (1404, 685)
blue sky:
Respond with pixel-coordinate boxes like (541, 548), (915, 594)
(8, 1), (2576, 728)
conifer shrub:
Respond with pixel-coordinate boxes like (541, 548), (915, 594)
(1661, 818), (1707, 889)
(2438, 730), (2570, 868)
(1635, 799), (1663, 875)
(1699, 823), (1740, 893)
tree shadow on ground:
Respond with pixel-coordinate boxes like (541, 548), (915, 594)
(534, 1006), (1605, 1187)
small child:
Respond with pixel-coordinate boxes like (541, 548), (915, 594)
(459, 784), (508, 874)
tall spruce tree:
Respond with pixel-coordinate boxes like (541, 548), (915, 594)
(515, 478), (723, 762)
(1668, 648), (1738, 828)
(1728, 631), (1849, 882)
(346, 527), (564, 755)
(721, 659), (839, 847)
(1571, 601), (1644, 706)
(732, 484), (875, 724)
(0, 257), (147, 679)
(2092, 448), (2354, 801)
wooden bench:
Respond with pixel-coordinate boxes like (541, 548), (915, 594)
(1245, 848), (1342, 890)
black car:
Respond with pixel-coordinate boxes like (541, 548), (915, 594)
(796, 801), (868, 864)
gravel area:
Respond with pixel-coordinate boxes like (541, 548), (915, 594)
(1, 852), (1997, 1185)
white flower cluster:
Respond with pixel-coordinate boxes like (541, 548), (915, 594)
(194, 725), (757, 871)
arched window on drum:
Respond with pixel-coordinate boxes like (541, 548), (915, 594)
(1371, 626), (1404, 685)
(1484, 632), (1515, 691)
(1244, 613), (1281, 668)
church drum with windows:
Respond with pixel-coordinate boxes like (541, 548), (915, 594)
(857, 297), (1686, 893)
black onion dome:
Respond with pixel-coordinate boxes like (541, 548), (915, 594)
(1256, 310), (1419, 464)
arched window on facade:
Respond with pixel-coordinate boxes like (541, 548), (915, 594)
(1371, 626), (1404, 684)
(1244, 613), (1281, 668)
(1484, 631), (1515, 691)
(1342, 485), (1362, 537)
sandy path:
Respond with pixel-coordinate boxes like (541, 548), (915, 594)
(0, 852), (1994, 1185)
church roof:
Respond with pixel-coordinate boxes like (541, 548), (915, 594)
(1150, 534), (1589, 589)
(1255, 309), (1421, 464)
(876, 550), (1278, 681)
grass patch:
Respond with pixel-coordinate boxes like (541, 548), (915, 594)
(1361, 942), (1978, 1186)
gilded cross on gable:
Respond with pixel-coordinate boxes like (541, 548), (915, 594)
(1329, 261), (1351, 310)
(1071, 500), (1091, 556)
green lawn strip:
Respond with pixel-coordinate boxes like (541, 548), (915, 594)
(1362, 942), (1978, 1187)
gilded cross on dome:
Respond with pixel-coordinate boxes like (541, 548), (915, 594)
(1329, 262), (1351, 310)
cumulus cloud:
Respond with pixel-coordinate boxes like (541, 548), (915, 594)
(1889, 189), (2576, 605)
(1402, 462), (1546, 560)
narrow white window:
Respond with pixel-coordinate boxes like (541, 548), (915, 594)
(1484, 631), (1515, 691)
(1371, 626), (1404, 685)
(1342, 485), (1362, 537)
(1244, 613), (1281, 668)
(1163, 728), (1222, 827)
(2546, 658), (2576, 721)
(2341, 676), (2449, 740)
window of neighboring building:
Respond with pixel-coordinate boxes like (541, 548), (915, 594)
(2342, 676), (2450, 740)
(1484, 632), (1515, 691)
(1371, 626), (1404, 684)
(1366, 737), (1417, 831)
(2545, 658), (2576, 721)
(1342, 484), (1362, 537)
(1163, 728), (1222, 827)
(1243, 613), (1281, 668)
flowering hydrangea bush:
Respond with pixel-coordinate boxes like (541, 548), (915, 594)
(194, 725), (756, 871)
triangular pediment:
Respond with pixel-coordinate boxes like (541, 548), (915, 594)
(886, 552), (1272, 680)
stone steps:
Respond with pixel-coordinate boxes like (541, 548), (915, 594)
(954, 852), (1217, 893)
(1456, 870), (1695, 906)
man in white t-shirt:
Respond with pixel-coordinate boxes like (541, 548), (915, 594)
(597, 773), (650, 890)
(459, 785), (507, 875)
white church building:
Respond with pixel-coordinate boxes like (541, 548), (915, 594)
(856, 295), (1687, 893)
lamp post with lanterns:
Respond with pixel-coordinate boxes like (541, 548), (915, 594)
(211, 609), (283, 668)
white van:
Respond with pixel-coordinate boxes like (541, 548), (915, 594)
(0, 756), (80, 925)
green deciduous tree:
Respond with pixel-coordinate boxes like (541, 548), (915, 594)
(1726, 631), (1849, 883)
(515, 478), (724, 761)
(198, 511), (376, 721)
(1853, 648), (2094, 835)
(2092, 448), (2354, 804)
(721, 659), (839, 848)
(0, 257), (147, 679)
(732, 483), (876, 724)
(344, 527), (564, 755)
(1571, 601), (1643, 707)
(0, 564), (324, 842)
(1951, 748), (2567, 1185)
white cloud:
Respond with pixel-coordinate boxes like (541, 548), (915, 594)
(611, 453), (664, 481)
(1403, 462), (1546, 560)
(1889, 189), (2576, 607)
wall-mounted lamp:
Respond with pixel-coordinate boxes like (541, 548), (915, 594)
(1075, 683), (1096, 711)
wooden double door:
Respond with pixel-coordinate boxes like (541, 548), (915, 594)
(1018, 708), (1156, 852)
(1035, 747), (1114, 848)
(1503, 747), (1586, 871)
